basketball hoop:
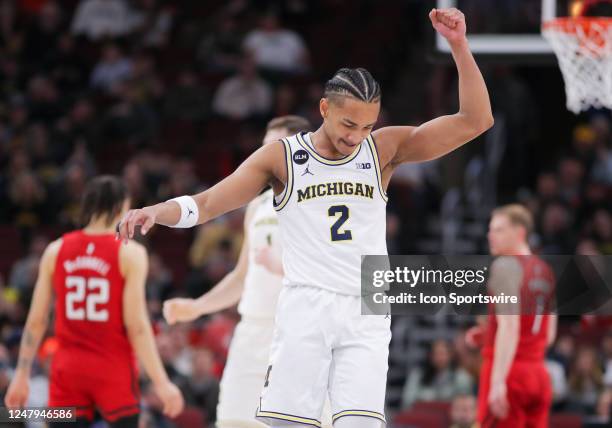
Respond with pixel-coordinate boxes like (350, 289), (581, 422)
(542, 17), (612, 113)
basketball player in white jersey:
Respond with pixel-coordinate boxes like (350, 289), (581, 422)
(119, 8), (493, 427)
(162, 116), (333, 428)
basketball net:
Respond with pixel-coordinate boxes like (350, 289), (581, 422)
(542, 17), (612, 113)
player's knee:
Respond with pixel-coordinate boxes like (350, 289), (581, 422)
(333, 416), (384, 428)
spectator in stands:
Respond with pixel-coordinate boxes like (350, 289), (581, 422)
(197, 13), (244, 72)
(296, 82), (324, 128)
(551, 334), (577, 374)
(546, 357), (569, 408)
(27, 75), (63, 124)
(538, 202), (575, 254)
(401, 339), (473, 409)
(536, 172), (561, 205)
(9, 235), (48, 293)
(22, 1), (63, 67)
(567, 346), (604, 414)
(558, 157), (586, 210)
(129, 53), (164, 104)
(167, 324), (193, 377)
(185, 347), (219, 424)
(104, 79), (158, 145)
(189, 210), (243, 269)
(27, 124), (58, 184)
(185, 238), (237, 299)
(156, 159), (199, 202)
(130, 0), (174, 48)
(54, 99), (99, 158)
(212, 57), (273, 120)
(570, 125), (599, 174)
(6, 171), (48, 228)
(123, 161), (150, 208)
(90, 44), (133, 93)
(576, 239), (602, 255)
(449, 394), (478, 428)
(589, 210), (612, 254)
(146, 252), (173, 318)
(71, 0), (135, 40)
(156, 331), (192, 397)
(45, 33), (87, 94)
(273, 83), (298, 117)
(163, 69), (210, 121)
(591, 148), (612, 185)
(54, 163), (88, 227)
(243, 12), (309, 76)
(585, 388), (612, 428)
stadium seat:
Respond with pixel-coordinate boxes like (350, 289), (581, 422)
(393, 410), (447, 428)
(171, 406), (207, 428)
(549, 412), (583, 428)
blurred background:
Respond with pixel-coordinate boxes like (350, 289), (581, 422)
(0, 0), (610, 427)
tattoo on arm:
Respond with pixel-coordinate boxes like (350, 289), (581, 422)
(17, 357), (31, 369)
(23, 331), (34, 347)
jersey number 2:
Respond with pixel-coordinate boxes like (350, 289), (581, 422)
(66, 276), (110, 322)
(329, 205), (352, 241)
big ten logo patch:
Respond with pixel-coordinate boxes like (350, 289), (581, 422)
(356, 162), (371, 169)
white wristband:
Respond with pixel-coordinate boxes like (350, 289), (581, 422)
(167, 196), (199, 228)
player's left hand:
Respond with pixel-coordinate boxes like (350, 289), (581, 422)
(154, 380), (184, 418)
(163, 298), (199, 324)
(4, 373), (29, 407)
(429, 8), (466, 44)
(488, 382), (509, 419)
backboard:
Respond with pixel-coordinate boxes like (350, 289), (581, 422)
(434, 0), (567, 61)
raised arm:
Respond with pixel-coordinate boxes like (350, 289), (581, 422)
(162, 199), (258, 324)
(374, 8), (493, 168)
(5, 239), (60, 407)
(117, 140), (286, 240)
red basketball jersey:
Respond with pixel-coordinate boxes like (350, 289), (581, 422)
(52, 230), (136, 373)
(482, 256), (556, 362)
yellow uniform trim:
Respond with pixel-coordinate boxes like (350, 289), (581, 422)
(256, 410), (322, 427)
(366, 135), (388, 203)
(296, 132), (362, 166)
(273, 138), (294, 211)
(332, 410), (386, 423)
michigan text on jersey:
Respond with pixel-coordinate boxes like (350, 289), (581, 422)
(297, 182), (374, 203)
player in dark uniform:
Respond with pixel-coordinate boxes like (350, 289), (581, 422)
(477, 204), (557, 428)
(5, 176), (184, 427)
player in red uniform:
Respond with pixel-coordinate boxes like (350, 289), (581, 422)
(477, 204), (557, 428)
(5, 176), (184, 427)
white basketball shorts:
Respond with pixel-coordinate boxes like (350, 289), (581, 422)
(256, 284), (391, 427)
(218, 315), (333, 428)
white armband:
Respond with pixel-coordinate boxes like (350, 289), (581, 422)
(167, 196), (199, 228)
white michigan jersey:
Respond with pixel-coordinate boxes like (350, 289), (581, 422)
(238, 189), (283, 319)
(274, 132), (388, 296)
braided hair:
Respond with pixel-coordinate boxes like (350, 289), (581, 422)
(324, 68), (381, 104)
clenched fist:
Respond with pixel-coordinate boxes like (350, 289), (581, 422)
(163, 298), (199, 325)
(429, 8), (467, 44)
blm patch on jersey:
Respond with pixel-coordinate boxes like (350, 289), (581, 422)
(293, 150), (309, 165)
